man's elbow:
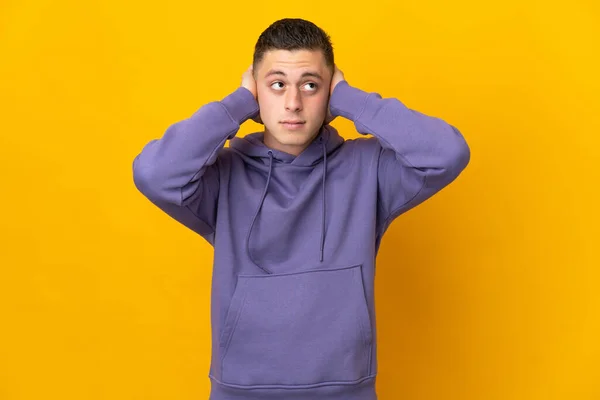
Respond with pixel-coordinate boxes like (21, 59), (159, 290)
(454, 137), (471, 173)
(440, 125), (471, 182)
(132, 155), (177, 206)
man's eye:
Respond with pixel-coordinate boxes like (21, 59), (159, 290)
(304, 82), (317, 91)
(271, 82), (284, 90)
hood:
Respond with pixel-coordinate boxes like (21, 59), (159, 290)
(228, 124), (345, 274)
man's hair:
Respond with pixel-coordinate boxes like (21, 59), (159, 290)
(253, 18), (334, 74)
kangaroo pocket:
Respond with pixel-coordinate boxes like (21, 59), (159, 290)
(218, 264), (373, 387)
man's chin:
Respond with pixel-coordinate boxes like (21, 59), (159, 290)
(277, 127), (308, 138)
(264, 125), (318, 146)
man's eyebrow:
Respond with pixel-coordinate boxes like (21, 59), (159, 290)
(264, 70), (324, 80)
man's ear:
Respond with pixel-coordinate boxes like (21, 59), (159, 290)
(251, 78), (263, 124)
(325, 87), (340, 125)
(252, 98), (263, 124)
(252, 108), (263, 124)
(323, 97), (334, 125)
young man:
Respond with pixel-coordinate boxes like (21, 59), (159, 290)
(133, 18), (470, 400)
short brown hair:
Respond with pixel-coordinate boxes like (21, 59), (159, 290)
(253, 18), (335, 74)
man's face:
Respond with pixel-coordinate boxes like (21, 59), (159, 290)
(254, 49), (332, 156)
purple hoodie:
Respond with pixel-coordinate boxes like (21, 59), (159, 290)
(133, 80), (470, 400)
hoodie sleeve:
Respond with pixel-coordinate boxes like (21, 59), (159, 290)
(328, 80), (471, 236)
(132, 86), (259, 244)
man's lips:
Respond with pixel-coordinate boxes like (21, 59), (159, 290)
(280, 120), (306, 130)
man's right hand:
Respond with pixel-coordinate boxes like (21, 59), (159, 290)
(241, 65), (262, 124)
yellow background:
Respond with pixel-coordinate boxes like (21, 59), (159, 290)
(1, 0), (599, 398)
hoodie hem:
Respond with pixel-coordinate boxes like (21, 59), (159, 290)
(208, 374), (377, 400)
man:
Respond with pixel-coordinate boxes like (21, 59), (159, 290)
(133, 18), (470, 400)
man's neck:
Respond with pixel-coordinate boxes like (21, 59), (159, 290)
(263, 131), (312, 157)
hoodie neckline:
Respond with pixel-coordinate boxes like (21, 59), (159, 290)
(229, 125), (344, 274)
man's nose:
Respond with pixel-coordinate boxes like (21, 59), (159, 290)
(284, 87), (302, 112)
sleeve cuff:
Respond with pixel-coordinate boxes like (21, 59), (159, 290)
(329, 80), (371, 122)
(220, 86), (260, 125)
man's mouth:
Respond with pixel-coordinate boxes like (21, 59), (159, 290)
(280, 120), (306, 130)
